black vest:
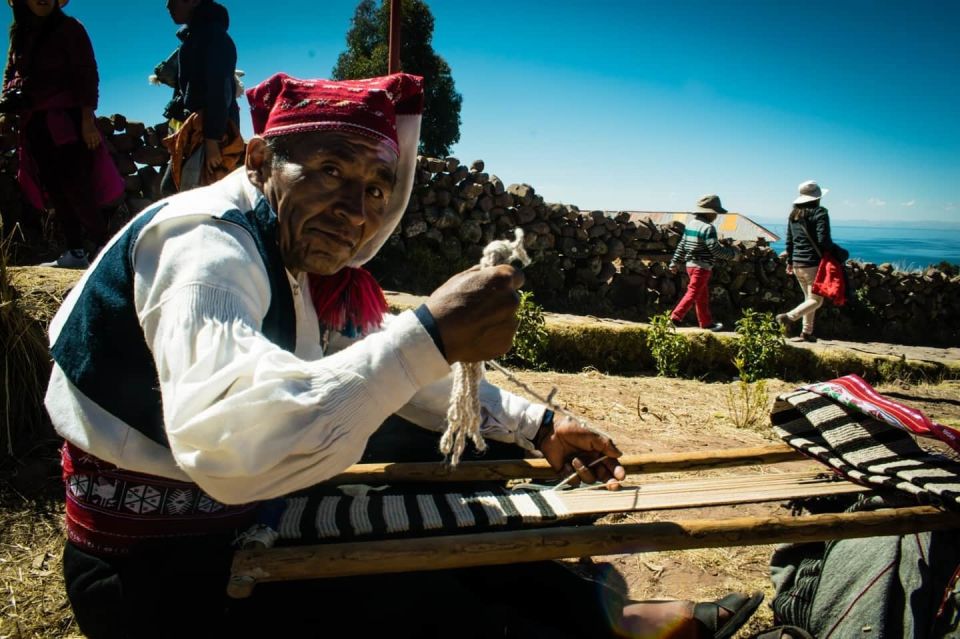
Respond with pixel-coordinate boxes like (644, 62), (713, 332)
(50, 197), (296, 448)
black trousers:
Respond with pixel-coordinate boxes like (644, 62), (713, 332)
(63, 417), (623, 638)
(25, 109), (106, 248)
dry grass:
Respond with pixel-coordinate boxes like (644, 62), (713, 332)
(0, 440), (77, 639)
(0, 233), (55, 457)
(2, 306), (959, 637)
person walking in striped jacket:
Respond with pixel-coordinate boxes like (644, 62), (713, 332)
(669, 194), (737, 331)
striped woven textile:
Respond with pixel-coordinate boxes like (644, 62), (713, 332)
(261, 488), (572, 543)
(804, 374), (960, 453)
(771, 385), (960, 510)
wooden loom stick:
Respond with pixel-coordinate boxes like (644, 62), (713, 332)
(228, 505), (960, 598)
(555, 471), (866, 515)
(325, 443), (803, 484)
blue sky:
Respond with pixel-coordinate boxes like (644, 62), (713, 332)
(45, 0), (960, 224)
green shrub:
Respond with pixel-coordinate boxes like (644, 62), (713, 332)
(733, 310), (785, 382)
(503, 290), (548, 369)
(725, 378), (770, 431)
(647, 312), (689, 377)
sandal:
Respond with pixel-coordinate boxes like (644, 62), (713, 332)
(746, 625), (815, 639)
(693, 591), (764, 639)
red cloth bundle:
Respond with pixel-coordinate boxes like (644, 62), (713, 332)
(812, 253), (847, 306)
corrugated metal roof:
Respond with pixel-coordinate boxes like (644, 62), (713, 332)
(613, 211), (780, 242)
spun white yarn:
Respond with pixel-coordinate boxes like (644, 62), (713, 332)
(440, 228), (531, 466)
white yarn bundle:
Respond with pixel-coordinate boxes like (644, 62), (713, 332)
(440, 229), (531, 466)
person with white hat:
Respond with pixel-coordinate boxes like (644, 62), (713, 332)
(777, 180), (834, 342)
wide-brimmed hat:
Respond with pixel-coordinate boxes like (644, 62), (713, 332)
(694, 194), (727, 214)
(794, 180), (828, 204)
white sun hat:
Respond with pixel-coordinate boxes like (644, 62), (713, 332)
(794, 180), (829, 204)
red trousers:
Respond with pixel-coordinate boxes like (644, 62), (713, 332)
(671, 266), (713, 328)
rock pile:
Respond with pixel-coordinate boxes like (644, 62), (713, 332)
(2, 122), (957, 346)
(94, 114), (170, 219)
(369, 155), (960, 345)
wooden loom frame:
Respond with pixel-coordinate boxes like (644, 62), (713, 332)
(227, 443), (960, 598)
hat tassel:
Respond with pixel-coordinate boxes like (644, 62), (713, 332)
(308, 267), (388, 337)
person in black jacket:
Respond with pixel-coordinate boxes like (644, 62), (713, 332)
(777, 180), (833, 342)
(160, 0), (239, 194)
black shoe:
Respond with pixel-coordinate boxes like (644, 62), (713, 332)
(707, 322), (724, 332)
(775, 313), (792, 328)
(790, 333), (817, 343)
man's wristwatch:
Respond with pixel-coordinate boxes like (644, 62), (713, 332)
(535, 409), (554, 449)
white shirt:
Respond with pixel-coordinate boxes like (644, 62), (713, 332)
(46, 169), (545, 504)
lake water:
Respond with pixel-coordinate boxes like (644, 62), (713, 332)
(765, 223), (959, 270)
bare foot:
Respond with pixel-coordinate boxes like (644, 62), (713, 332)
(616, 599), (731, 638)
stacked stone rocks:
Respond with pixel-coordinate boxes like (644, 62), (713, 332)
(383, 156), (689, 310)
(2, 125), (957, 345)
(371, 155), (959, 345)
(95, 114), (170, 220)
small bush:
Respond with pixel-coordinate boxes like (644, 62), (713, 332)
(725, 378), (770, 431)
(733, 310), (785, 383)
(647, 312), (689, 377)
(503, 290), (548, 369)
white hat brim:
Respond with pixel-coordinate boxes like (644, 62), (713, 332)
(794, 187), (828, 205)
(349, 112), (421, 267)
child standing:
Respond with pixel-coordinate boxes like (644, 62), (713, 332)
(669, 194), (736, 331)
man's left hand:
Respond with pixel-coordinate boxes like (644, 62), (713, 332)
(536, 414), (626, 489)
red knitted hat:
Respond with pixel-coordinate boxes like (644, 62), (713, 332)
(245, 73), (426, 334)
(246, 72), (424, 155)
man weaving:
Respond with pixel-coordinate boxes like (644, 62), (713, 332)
(46, 72), (759, 638)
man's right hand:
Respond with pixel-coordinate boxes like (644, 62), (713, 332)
(425, 265), (524, 363)
(669, 263), (679, 275)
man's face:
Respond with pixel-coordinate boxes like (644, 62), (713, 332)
(166, 0), (200, 25)
(247, 131), (399, 276)
(25, 0), (56, 18)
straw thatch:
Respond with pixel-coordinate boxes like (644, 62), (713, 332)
(0, 224), (80, 456)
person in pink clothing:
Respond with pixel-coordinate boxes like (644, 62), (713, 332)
(0, 0), (123, 268)
(669, 194), (737, 331)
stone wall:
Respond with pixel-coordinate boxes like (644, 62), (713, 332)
(367, 156), (960, 346)
(94, 114), (171, 217)
(1, 119), (957, 346)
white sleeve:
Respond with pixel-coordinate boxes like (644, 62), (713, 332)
(329, 314), (547, 451)
(135, 220), (450, 504)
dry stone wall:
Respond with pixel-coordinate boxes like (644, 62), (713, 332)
(368, 155), (960, 346)
(94, 114), (171, 219)
(1, 117), (957, 346)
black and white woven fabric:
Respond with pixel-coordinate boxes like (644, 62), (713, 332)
(771, 389), (960, 510)
(258, 488), (572, 544)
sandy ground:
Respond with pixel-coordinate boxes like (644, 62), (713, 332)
(4, 372), (959, 638)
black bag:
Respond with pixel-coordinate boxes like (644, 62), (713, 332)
(830, 243), (849, 262)
(0, 89), (29, 115)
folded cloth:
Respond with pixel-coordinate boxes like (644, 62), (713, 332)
(771, 375), (960, 509)
(804, 374), (960, 453)
(811, 252), (847, 306)
(162, 110), (244, 191)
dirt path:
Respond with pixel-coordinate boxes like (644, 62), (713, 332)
(479, 370), (960, 636)
(386, 291), (960, 368)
